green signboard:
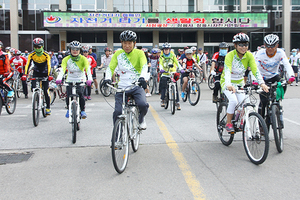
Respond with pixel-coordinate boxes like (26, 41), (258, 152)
(43, 12), (269, 29)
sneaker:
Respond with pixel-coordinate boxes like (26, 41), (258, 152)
(161, 100), (165, 107)
(176, 102), (181, 110)
(84, 96), (88, 100)
(290, 83), (293, 86)
(181, 92), (185, 99)
(139, 118), (147, 130)
(212, 95), (218, 103)
(225, 123), (235, 134)
(7, 90), (14, 97)
(296, 83), (298, 86)
(95, 89), (99, 94)
(146, 93), (151, 97)
(81, 111), (87, 119)
(87, 96), (92, 100)
(65, 110), (69, 118)
(46, 108), (51, 115)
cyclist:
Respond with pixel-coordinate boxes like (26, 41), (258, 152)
(82, 45), (97, 100)
(0, 41), (14, 97)
(102, 30), (148, 130)
(23, 38), (52, 115)
(159, 42), (181, 110)
(255, 34), (295, 119)
(149, 48), (160, 94)
(181, 49), (202, 100)
(10, 50), (28, 98)
(289, 48), (299, 86)
(88, 45), (99, 94)
(55, 41), (92, 119)
(220, 32), (268, 133)
(210, 42), (229, 103)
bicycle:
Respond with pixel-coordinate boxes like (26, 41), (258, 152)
(12, 66), (24, 98)
(49, 72), (67, 105)
(163, 65), (178, 115)
(148, 67), (160, 94)
(216, 84), (269, 165)
(262, 80), (286, 153)
(64, 82), (85, 144)
(208, 73), (215, 90)
(182, 69), (201, 106)
(107, 82), (142, 174)
(194, 67), (204, 84)
(0, 78), (17, 115)
(31, 77), (48, 127)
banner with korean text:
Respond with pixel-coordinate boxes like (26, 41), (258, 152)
(43, 12), (269, 28)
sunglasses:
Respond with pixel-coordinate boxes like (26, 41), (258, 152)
(34, 45), (42, 49)
(237, 43), (249, 47)
(71, 48), (80, 51)
(83, 51), (89, 53)
(265, 44), (276, 48)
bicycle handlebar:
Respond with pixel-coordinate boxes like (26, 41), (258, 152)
(107, 82), (140, 93)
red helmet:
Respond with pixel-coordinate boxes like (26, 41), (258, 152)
(104, 47), (112, 52)
(33, 38), (44, 47)
(15, 50), (21, 55)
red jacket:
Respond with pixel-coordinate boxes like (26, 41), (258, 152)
(0, 53), (11, 75)
(10, 56), (27, 73)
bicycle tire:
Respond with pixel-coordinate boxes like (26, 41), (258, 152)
(198, 70), (204, 84)
(32, 92), (39, 127)
(164, 88), (169, 109)
(0, 94), (3, 115)
(182, 86), (188, 102)
(271, 105), (283, 153)
(100, 81), (112, 97)
(148, 77), (154, 94)
(49, 89), (56, 105)
(71, 101), (77, 144)
(170, 85), (176, 115)
(5, 90), (17, 114)
(208, 74), (215, 90)
(41, 94), (47, 118)
(217, 102), (234, 146)
(243, 112), (269, 165)
(111, 118), (129, 174)
(131, 108), (140, 152)
(188, 81), (200, 106)
(17, 79), (23, 98)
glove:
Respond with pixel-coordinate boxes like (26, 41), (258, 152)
(160, 69), (165, 73)
(180, 69), (185, 74)
(48, 76), (53, 81)
(56, 79), (62, 85)
(252, 81), (259, 86)
(289, 77), (295, 83)
(86, 80), (92, 86)
(138, 77), (147, 89)
(21, 75), (27, 81)
(102, 79), (111, 87)
(211, 71), (216, 76)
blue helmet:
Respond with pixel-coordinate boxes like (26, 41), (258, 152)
(152, 48), (158, 54)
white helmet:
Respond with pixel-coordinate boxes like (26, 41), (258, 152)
(232, 32), (249, 43)
(264, 34), (279, 46)
(292, 48), (297, 52)
(190, 46), (197, 51)
(185, 49), (193, 54)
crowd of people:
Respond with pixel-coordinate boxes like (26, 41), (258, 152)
(0, 30), (298, 134)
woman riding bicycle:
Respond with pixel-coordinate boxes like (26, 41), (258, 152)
(220, 32), (268, 133)
(55, 41), (93, 119)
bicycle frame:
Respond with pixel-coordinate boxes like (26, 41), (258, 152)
(32, 77), (47, 112)
(66, 82), (84, 123)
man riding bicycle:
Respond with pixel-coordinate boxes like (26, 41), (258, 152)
(159, 42), (181, 110)
(102, 30), (149, 130)
(210, 42), (229, 103)
(254, 34), (295, 119)
(24, 38), (52, 115)
(220, 32), (268, 133)
(0, 41), (14, 98)
(56, 41), (93, 119)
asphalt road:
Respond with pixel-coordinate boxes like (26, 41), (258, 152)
(1, 76), (300, 200)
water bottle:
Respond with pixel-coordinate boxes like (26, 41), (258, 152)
(235, 106), (242, 122)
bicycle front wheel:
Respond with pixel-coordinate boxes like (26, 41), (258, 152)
(170, 85), (176, 115)
(112, 119), (129, 174)
(208, 74), (215, 90)
(41, 94), (47, 118)
(100, 81), (112, 97)
(164, 89), (169, 109)
(271, 105), (283, 153)
(131, 109), (140, 152)
(71, 101), (77, 144)
(32, 92), (40, 127)
(6, 90), (17, 114)
(243, 112), (269, 165)
(217, 102), (234, 146)
(188, 81), (200, 106)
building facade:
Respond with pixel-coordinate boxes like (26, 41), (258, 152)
(0, 0), (298, 59)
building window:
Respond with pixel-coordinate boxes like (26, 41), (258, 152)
(114, 0), (150, 12)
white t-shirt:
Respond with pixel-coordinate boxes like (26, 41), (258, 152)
(255, 48), (294, 80)
(101, 55), (112, 69)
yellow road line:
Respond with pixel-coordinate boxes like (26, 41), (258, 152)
(149, 105), (206, 200)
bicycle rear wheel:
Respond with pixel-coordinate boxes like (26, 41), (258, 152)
(71, 101), (77, 144)
(243, 112), (269, 165)
(170, 85), (176, 115)
(100, 80), (112, 97)
(208, 74), (215, 90)
(188, 81), (200, 106)
(6, 90), (17, 114)
(131, 108), (140, 152)
(112, 119), (129, 174)
(217, 102), (234, 146)
(148, 77), (154, 94)
(32, 92), (40, 127)
(271, 105), (283, 153)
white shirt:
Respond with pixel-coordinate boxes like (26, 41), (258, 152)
(197, 53), (207, 65)
(255, 48), (294, 80)
(101, 54), (112, 69)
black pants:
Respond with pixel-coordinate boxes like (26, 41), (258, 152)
(19, 73), (28, 95)
(66, 85), (85, 111)
(113, 86), (149, 124)
(159, 76), (179, 103)
(258, 75), (286, 118)
(213, 74), (221, 96)
(32, 72), (50, 109)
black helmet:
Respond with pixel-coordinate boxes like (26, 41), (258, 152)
(219, 42), (229, 48)
(120, 30), (137, 42)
